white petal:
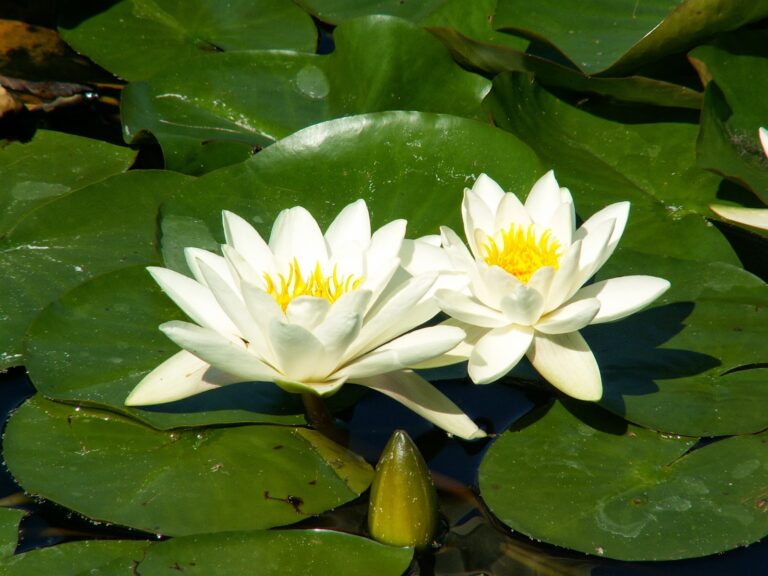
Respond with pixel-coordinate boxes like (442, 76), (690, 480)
(468, 324), (534, 384)
(222, 211), (274, 274)
(269, 319), (328, 380)
(575, 201), (629, 275)
(368, 219), (407, 263)
(547, 197), (575, 248)
(709, 205), (768, 231)
(400, 237), (452, 276)
(160, 321), (280, 382)
(524, 170), (563, 227)
(570, 276), (670, 324)
(313, 311), (362, 367)
(440, 226), (476, 272)
(338, 325), (465, 379)
(222, 244), (268, 288)
(545, 239), (582, 311)
(573, 219), (615, 290)
(463, 188), (495, 257)
(196, 260), (267, 349)
(148, 267), (239, 336)
(526, 265), (555, 307)
(435, 289), (508, 328)
(125, 350), (241, 406)
(494, 191), (531, 231)
(238, 279), (284, 345)
(499, 284), (545, 326)
(185, 248), (236, 292)
(352, 371), (485, 440)
(535, 298), (600, 334)
(285, 296), (331, 330)
(269, 206), (328, 270)
(471, 173), (506, 212)
(473, 263), (522, 309)
(528, 332), (601, 401)
(325, 199), (371, 255)
(409, 318), (487, 369)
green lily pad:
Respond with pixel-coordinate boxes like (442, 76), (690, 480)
(480, 400), (768, 560)
(422, 0), (528, 51)
(295, 0), (446, 24)
(690, 30), (768, 205)
(4, 396), (373, 536)
(24, 266), (305, 428)
(494, 0), (768, 76)
(0, 540), (149, 575)
(0, 508), (24, 559)
(57, 0), (316, 80)
(0, 130), (135, 238)
(0, 170), (191, 369)
(430, 27), (702, 109)
(134, 530), (413, 575)
(121, 16), (490, 174)
(162, 111), (544, 246)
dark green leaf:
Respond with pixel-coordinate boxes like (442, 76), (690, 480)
(0, 540), (148, 575)
(480, 401), (768, 560)
(4, 397), (373, 536)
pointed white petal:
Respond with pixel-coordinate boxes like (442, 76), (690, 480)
(440, 226), (476, 272)
(545, 240), (582, 311)
(575, 201), (629, 274)
(313, 311), (362, 367)
(125, 351), (241, 406)
(471, 173), (506, 212)
(468, 324), (533, 384)
(269, 206), (328, 270)
(548, 198), (575, 248)
(528, 331), (602, 401)
(571, 276), (670, 324)
(222, 244), (268, 289)
(268, 319), (328, 380)
(222, 211), (275, 274)
(526, 265), (555, 307)
(184, 248), (235, 291)
(535, 298), (600, 334)
(524, 170), (563, 227)
(573, 219), (615, 291)
(148, 267), (239, 336)
(494, 191), (531, 231)
(325, 199), (371, 255)
(238, 279), (284, 344)
(353, 371), (485, 439)
(435, 289), (508, 328)
(710, 205), (768, 231)
(400, 237), (452, 277)
(473, 263), (521, 309)
(368, 219), (407, 263)
(339, 325), (465, 379)
(196, 260), (267, 349)
(285, 296), (331, 330)
(462, 188), (495, 257)
(159, 320), (280, 382)
(409, 318), (487, 369)
(499, 284), (545, 326)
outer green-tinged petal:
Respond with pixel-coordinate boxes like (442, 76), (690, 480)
(535, 298), (600, 334)
(354, 371), (485, 440)
(273, 375), (347, 396)
(159, 321), (280, 382)
(325, 198), (371, 254)
(148, 267), (239, 336)
(709, 205), (768, 231)
(528, 332), (601, 401)
(570, 276), (671, 324)
(125, 350), (240, 405)
(339, 325), (465, 380)
(468, 324), (534, 384)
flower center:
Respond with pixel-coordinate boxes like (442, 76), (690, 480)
(482, 224), (561, 284)
(264, 258), (362, 311)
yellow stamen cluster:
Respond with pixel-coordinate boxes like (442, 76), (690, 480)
(264, 258), (362, 311)
(482, 224), (561, 284)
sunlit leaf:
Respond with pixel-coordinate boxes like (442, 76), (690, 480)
(57, 0), (317, 80)
(0, 540), (148, 575)
(690, 30), (768, 205)
(121, 16), (490, 174)
(494, 0), (768, 75)
(0, 130), (135, 237)
(295, 0), (446, 24)
(4, 397), (373, 536)
(480, 400), (768, 560)
(0, 170), (191, 369)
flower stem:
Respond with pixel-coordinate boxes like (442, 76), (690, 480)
(301, 393), (348, 446)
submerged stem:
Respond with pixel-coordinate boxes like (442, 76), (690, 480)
(301, 393), (348, 446)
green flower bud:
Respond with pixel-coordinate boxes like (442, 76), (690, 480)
(368, 429), (438, 550)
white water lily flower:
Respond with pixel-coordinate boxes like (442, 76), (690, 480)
(125, 200), (485, 440)
(431, 172), (670, 401)
(710, 127), (768, 231)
